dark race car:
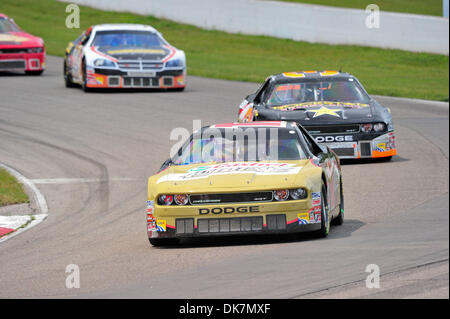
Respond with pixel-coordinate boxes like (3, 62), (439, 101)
(238, 71), (397, 160)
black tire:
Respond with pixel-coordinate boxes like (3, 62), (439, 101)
(81, 59), (91, 92)
(25, 70), (43, 76)
(149, 238), (180, 247)
(332, 179), (344, 226)
(314, 184), (330, 238)
(63, 60), (77, 88)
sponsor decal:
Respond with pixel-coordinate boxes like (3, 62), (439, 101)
(272, 101), (369, 111)
(156, 219), (166, 232)
(320, 71), (339, 76)
(307, 106), (341, 118)
(282, 72), (305, 78)
(199, 206), (260, 215)
(147, 201), (156, 232)
(158, 162), (302, 182)
(376, 142), (387, 152)
(297, 212), (309, 225)
(310, 192), (322, 224)
(315, 135), (353, 143)
(0, 34), (29, 44)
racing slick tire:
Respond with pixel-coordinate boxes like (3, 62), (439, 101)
(25, 70), (43, 76)
(332, 179), (344, 226)
(81, 59), (92, 93)
(314, 184), (330, 238)
(63, 61), (77, 88)
(149, 238), (180, 247)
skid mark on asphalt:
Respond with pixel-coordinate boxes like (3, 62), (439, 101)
(0, 126), (111, 215)
(31, 178), (136, 184)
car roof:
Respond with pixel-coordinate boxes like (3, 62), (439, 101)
(91, 24), (158, 33)
(209, 121), (296, 129)
(270, 70), (353, 82)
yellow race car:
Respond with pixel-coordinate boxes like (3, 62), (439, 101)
(147, 121), (344, 246)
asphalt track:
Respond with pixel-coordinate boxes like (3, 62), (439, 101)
(0, 56), (448, 298)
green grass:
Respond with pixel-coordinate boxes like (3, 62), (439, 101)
(276, 0), (443, 16)
(1, 0), (448, 101)
(0, 168), (29, 207)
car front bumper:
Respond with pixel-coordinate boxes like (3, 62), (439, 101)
(313, 132), (397, 159)
(0, 52), (45, 72)
(85, 67), (186, 89)
(146, 199), (323, 239)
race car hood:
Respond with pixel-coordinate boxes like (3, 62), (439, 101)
(0, 31), (44, 49)
(257, 101), (383, 125)
(149, 160), (316, 195)
(95, 45), (170, 60)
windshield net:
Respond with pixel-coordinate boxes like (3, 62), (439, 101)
(266, 78), (369, 107)
(92, 30), (165, 49)
(0, 18), (21, 33)
(172, 127), (307, 165)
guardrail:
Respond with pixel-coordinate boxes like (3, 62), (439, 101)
(60, 0), (449, 55)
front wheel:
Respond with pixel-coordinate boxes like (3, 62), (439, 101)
(81, 60), (91, 92)
(332, 179), (344, 226)
(63, 61), (77, 88)
(314, 184), (330, 238)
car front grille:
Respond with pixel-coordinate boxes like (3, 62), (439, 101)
(117, 60), (164, 71)
(122, 77), (161, 87)
(331, 148), (356, 157)
(197, 217), (263, 233)
(304, 125), (360, 134)
(0, 48), (29, 54)
(0, 60), (26, 70)
(360, 142), (372, 157)
(189, 191), (273, 205)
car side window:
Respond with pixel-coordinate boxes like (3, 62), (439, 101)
(297, 125), (322, 156)
(254, 79), (271, 104)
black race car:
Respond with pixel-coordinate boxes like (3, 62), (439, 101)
(238, 71), (397, 160)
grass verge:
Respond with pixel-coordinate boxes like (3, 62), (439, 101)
(0, 168), (29, 207)
(1, 0), (449, 101)
(275, 0), (443, 16)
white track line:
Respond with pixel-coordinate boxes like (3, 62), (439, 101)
(0, 163), (48, 243)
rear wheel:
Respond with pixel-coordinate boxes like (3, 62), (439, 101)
(149, 238), (180, 247)
(314, 184), (330, 238)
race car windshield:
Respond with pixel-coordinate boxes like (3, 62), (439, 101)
(172, 127), (307, 165)
(265, 78), (370, 107)
(0, 18), (21, 33)
(92, 30), (165, 49)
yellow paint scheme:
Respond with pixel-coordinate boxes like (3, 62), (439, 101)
(147, 160), (323, 227)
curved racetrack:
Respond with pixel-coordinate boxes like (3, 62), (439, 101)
(0, 56), (448, 298)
